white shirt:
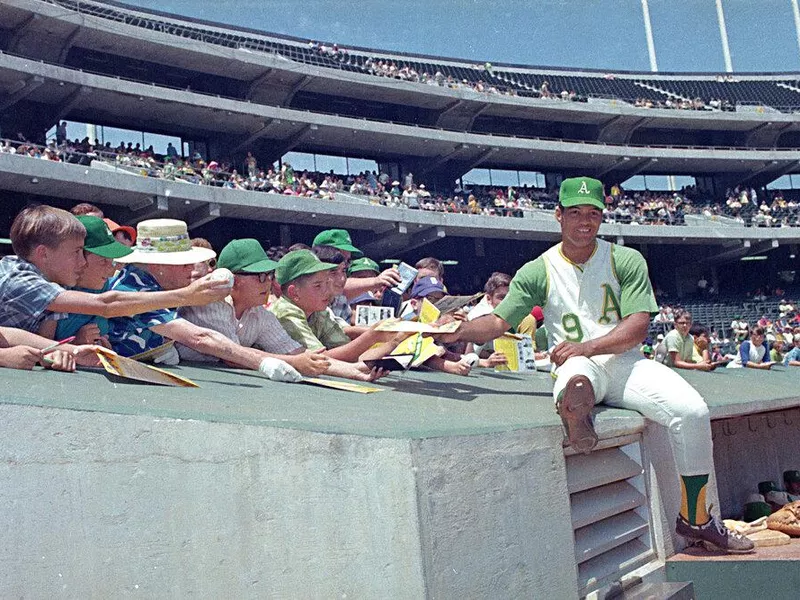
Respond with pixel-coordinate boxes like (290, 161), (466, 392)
(178, 299), (301, 362)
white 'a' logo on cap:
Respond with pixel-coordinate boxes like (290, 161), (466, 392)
(578, 181), (590, 194)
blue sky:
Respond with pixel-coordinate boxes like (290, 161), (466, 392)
(121, 0), (800, 72)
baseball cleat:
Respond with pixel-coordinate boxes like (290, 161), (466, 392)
(675, 514), (755, 554)
(556, 375), (598, 453)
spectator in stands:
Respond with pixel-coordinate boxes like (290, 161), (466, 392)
(415, 257), (445, 285)
(37, 216), (132, 348)
(0, 207), (227, 339)
(727, 326), (774, 369)
(730, 316), (749, 342)
(689, 323), (719, 365)
(311, 229), (402, 304)
(664, 310), (714, 371)
(653, 333), (667, 364)
(783, 333), (800, 366)
(70, 203), (104, 218)
(178, 239), (384, 382)
(269, 250), (400, 363)
(0, 325), (80, 372)
(102, 218), (136, 247)
(105, 220), (327, 380)
(55, 121), (68, 145)
(189, 237), (216, 281)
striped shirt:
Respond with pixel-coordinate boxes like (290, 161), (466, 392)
(107, 265), (178, 357)
(0, 256), (65, 332)
(178, 299), (301, 362)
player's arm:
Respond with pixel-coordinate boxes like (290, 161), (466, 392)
(442, 258), (545, 345)
(47, 277), (229, 319)
(439, 313), (512, 345)
(551, 312), (650, 366)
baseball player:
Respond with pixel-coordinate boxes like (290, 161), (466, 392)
(439, 177), (753, 554)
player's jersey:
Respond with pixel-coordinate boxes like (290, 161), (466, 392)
(541, 239), (623, 349)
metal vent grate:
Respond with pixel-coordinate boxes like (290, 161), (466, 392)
(566, 438), (655, 597)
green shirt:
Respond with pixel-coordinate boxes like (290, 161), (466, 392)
(663, 329), (695, 366)
(494, 242), (657, 345)
(269, 296), (350, 351)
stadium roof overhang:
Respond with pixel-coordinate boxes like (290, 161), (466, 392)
(3, 54), (800, 181)
(3, 0), (800, 137)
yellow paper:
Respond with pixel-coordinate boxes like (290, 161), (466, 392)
(302, 378), (383, 394)
(95, 349), (199, 388)
(418, 298), (441, 324)
(390, 334), (444, 367)
(374, 319), (460, 334)
(492, 334), (536, 373)
(493, 337), (520, 372)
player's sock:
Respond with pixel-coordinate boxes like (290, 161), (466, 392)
(679, 474), (710, 525)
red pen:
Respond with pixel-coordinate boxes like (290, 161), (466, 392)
(41, 336), (76, 355)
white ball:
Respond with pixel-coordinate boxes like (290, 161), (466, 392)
(462, 353), (480, 368)
(208, 267), (234, 287)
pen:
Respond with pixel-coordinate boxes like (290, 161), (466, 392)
(41, 336), (76, 355)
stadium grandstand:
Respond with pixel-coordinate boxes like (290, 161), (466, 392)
(0, 1), (799, 598)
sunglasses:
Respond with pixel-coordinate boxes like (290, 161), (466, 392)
(236, 272), (273, 283)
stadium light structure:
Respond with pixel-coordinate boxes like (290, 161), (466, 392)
(715, 0), (734, 72)
(640, 0), (658, 72)
(793, 0), (800, 62)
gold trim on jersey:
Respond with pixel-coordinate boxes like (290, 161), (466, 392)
(557, 242), (598, 272)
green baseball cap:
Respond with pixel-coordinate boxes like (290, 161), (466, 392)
(784, 470), (800, 483)
(217, 239), (278, 273)
(76, 215), (133, 259)
(312, 229), (363, 258)
(559, 177), (606, 210)
(347, 257), (380, 275)
(276, 249), (337, 286)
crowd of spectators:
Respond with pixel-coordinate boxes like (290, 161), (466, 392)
(649, 295), (800, 368)
(3, 134), (800, 227)
(306, 40), (744, 111)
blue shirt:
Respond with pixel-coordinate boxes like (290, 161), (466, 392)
(784, 345), (800, 366)
(54, 281), (111, 339)
(0, 256), (64, 332)
(107, 265), (178, 357)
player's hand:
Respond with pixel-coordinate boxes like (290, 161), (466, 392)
(286, 350), (330, 377)
(375, 268), (403, 289)
(0, 345), (42, 370)
(185, 275), (232, 305)
(479, 352), (508, 368)
(41, 349), (77, 372)
(550, 341), (591, 367)
(74, 323), (103, 345)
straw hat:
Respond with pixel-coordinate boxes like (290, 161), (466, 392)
(114, 219), (216, 265)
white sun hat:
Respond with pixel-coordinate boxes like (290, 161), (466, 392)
(114, 219), (216, 265)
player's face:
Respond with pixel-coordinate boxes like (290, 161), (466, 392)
(556, 205), (602, 252)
